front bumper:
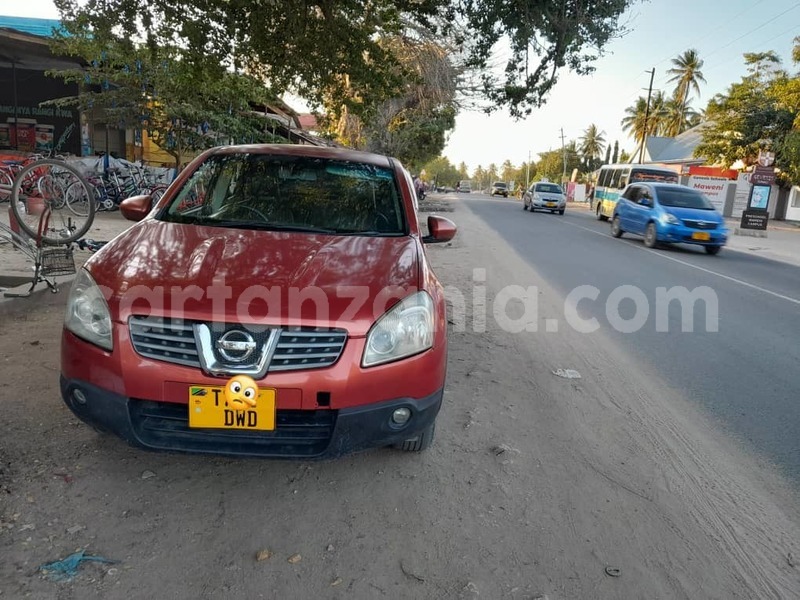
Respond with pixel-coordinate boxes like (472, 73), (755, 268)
(532, 199), (566, 209)
(658, 224), (728, 246)
(60, 376), (443, 458)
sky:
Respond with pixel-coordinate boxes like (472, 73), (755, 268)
(5, 0), (800, 171)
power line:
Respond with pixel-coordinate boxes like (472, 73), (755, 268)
(648, 0), (768, 70)
(701, 23), (800, 76)
(702, 3), (800, 61)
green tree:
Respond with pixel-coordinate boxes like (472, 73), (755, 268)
(458, 162), (470, 180)
(486, 163), (499, 185)
(666, 49), (706, 134)
(473, 165), (487, 190)
(536, 143), (580, 182)
(695, 51), (795, 175)
(48, 38), (277, 167)
(579, 123), (606, 170)
(612, 140), (619, 163)
(619, 149), (631, 163)
(500, 160), (515, 183)
(54, 0), (634, 121)
(335, 30), (458, 169)
(421, 155), (462, 187)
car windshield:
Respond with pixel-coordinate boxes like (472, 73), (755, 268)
(160, 153), (406, 235)
(535, 183), (562, 194)
(656, 187), (715, 210)
(493, 182), (507, 188)
(630, 169), (679, 183)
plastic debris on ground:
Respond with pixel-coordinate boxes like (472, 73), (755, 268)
(39, 550), (117, 581)
(552, 369), (581, 379)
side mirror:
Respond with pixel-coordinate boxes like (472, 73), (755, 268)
(423, 215), (457, 244)
(120, 194), (153, 222)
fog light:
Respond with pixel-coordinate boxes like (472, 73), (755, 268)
(391, 407), (412, 425)
(72, 389), (88, 405)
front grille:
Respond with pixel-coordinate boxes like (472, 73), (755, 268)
(128, 316), (347, 373)
(129, 316), (201, 368)
(129, 399), (336, 456)
(682, 219), (718, 230)
(271, 328), (348, 371)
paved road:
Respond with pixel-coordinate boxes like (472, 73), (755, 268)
(463, 193), (800, 482)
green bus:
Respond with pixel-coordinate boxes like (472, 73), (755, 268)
(590, 164), (679, 221)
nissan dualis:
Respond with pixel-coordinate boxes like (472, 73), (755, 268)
(61, 145), (457, 458)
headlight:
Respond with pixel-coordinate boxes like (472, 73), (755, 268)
(533, 193), (541, 200)
(65, 269), (113, 351)
(663, 213), (681, 225)
(363, 291), (434, 367)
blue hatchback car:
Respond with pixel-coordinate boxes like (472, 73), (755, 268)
(611, 183), (728, 255)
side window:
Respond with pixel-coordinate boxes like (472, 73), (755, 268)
(598, 168), (610, 187)
(169, 159), (222, 215)
(637, 187), (653, 204)
(607, 169), (620, 189)
(622, 185), (639, 200)
(618, 169), (630, 189)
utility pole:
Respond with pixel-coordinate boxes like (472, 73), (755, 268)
(560, 128), (567, 182)
(526, 150), (530, 189)
(639, 68), (655, 164)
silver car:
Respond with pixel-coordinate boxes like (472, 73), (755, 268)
(523, 182), (566, 215)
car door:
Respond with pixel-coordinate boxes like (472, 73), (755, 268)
(628, 186), (654, 234)
(616, 185), (639, 230)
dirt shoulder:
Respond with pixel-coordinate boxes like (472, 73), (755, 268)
(0, 197), (798, 599)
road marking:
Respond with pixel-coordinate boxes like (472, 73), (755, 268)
(559, 219), (800, 307)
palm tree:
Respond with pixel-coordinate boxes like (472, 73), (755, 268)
(622, 97), (648, 147)
(579, 124), (606, 167)
(622, 92), (667, 160)
(666, 49), (706, 133)
(622, 95), (665, 145)
(662, 97), (699, 137)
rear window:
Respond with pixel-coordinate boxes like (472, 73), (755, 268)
(535, 183), (563, 194)
(493, 182), (507, 188)
(656, 187), (714, 210)
(161, 153), (406, 235)
(631, 169), (679, 183)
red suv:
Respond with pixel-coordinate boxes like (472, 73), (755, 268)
(60, 145), (456, 458)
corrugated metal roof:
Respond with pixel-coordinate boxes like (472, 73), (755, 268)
(0, 16), (63, 38)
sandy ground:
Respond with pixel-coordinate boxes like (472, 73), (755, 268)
(0, 197), (799, 599)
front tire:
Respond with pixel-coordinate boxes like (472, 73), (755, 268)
(705, 245), (721, 255)
(395, 422), (436, 452)
(559, 209), (565, 215)
(611, 215), (624, 238)
(596, 204), (608, 221)
(644, 222), (658, 248)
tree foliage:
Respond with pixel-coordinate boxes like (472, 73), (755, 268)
(462, 0), (633, 117)
(48, 33), (281, 167)
(666, 48), (706, 133)
(53, 0), (633, 122)
(329, 30), (457, 170)
(695, 48), (799, 182)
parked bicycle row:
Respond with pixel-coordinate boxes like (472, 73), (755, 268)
(0, 153), (170, 212)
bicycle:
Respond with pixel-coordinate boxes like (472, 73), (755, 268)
(0, 159), (96, 296)
(7, 159), (96, 245)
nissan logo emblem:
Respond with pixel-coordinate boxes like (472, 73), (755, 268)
(216, 330), (257, 363)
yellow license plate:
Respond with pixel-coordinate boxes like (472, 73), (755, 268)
(547, 202), (556, 207)
(188, 385), (276, 430)
(692, 232), (711, 241)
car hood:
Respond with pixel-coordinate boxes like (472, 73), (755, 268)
(86, 220), (421, 335)
(663, 206), (724, 223)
